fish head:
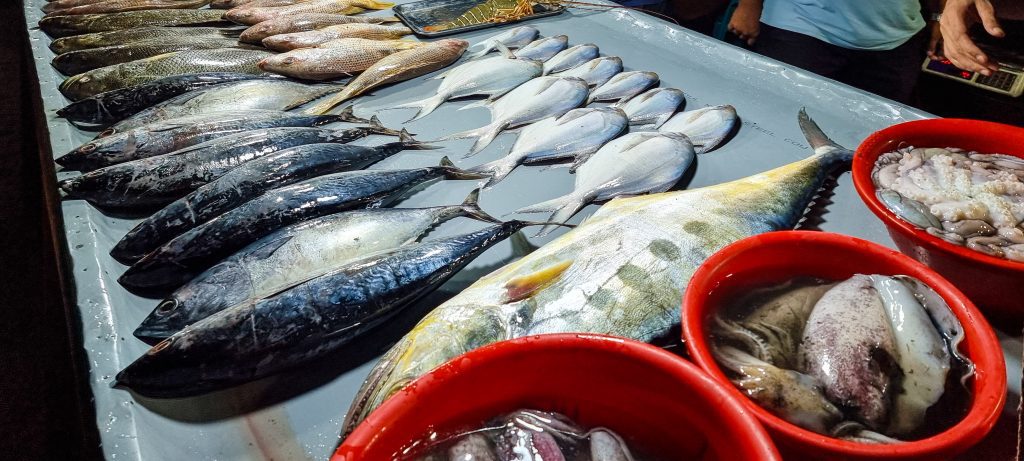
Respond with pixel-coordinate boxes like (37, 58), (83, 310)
(224, 7), (259, 23)
(239, 22), (280, 43)
(59, 70), (111, 102)
(436, 38), (470, 54)
(132, 262), (247, 345)
(261, 33), (307, 52)
(258, 53), (306, 72)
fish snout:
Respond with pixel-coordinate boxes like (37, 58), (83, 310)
(440, 38), (470, 52)
(133, 299), (184, 345)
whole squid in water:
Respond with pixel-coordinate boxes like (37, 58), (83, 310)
(339, 110), (857, 433)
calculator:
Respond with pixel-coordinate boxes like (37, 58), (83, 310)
(922, 57), (1024, 97)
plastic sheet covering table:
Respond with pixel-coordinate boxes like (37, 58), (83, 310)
(21, 0), (1016, 459)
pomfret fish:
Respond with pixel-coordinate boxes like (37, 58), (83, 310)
(340, 110), (855, 433)
(465, 25), (538, 59)
(513, 35), (568, 62)
(614, 87), (685, 129)
(118, 156), (487, 292)
(542, 43), (599, 75)
(39, 9), (230, 38)
(238, 12), (399, 43)
(659, 105), (738, 154)
(586, 70), (659, 104)
(134, 189), (497, 343)
(258, 38), (425, 80)
(111, 132), (427, 264)
(115, 220), (545, 397)
(514, 132), (696, 236)
(43, 0), (210, 16)
(261, 23), (412, 51)
(307, 39), (469, 114)
(49, 25), (242, 54)
(58, 48), (273, 101)
(442, 76), (590, 155)
(469, 107), (628, 187)
(51, 37), (245, 75)
(556, 56), (622, 87)
(226, 0), (394, 25)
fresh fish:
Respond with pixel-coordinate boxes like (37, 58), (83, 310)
(56, 72), (273, 129)
(115, 219), (546, 397)
(107, 79), (343, 135)
(118, 157), (487, 291)
(442, 76), (590, 155)
(614, 87), (685, 129)
(226, 0), (394, 25)
(49, 25), (243, 54)
(51, 37), (246, 75)
(261, 23), (412, 51)
(134, 189), (498, 343)
(42, 0), (121, 15)
(55, 109), (361, 171)
(556, 56), (622, 87)
(340, 110), (855, 432)
(39, 9), (230, 38)
(469, 107), (628, 187)
(43, 0), (210, 17)
(306, 39), (470, 115)
(542, 43), (599, 75)
(659, 105), (738, 154)
(513, 35), (568, 62)
(238, 12), (399, 43)
(258, 38), (425, 80)
(465, 25), (538, 59)
(58, 48), (273, 101)
(216, 0), (306, 9)
(59, 121), (396, 209)
(514, 132), (696, 236)
(586, 71), (659, 104)
(393, 53), (543, 122)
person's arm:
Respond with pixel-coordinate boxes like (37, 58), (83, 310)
(939, 0), (1005, 75)
(927, 0), (946, 59)
(728, 0), (763, 46)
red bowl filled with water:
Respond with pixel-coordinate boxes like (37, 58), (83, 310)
(851, 118), (1024, 323)
(682, 230), (1005, 461)
(333, 333), (780, 460)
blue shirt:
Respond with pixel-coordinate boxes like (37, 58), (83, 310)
(761, 0), (926, 51)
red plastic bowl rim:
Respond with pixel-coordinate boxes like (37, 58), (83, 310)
(851, 118), (1024, 271)
(682, 230), (1007, 457)
(340, 333), (782, 460)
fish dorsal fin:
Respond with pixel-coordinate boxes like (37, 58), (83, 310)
(502, 260), (573, 303)
(554, 109), (590, 126)
(531, 77), (560, 96)
(509, 230), (538, 257)
(245, 235), (294, 261)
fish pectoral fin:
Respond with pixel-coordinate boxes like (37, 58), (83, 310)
(246, 235), (294, 260)
(502, 260), (574, 303)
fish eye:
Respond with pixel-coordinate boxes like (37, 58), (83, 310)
(282, 57), (298, 65)
(156, 299), (177, 315)
(148, 338), (172, 355)
(99, 128), (116, 137)
(80, 143), (97, 153)
(79, 76), (91, 83)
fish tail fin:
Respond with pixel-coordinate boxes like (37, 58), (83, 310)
(364, 115), (404, 137)
(391, 129), (439, 151)
(532, 197), (586, 237)
(458, 188), (500, 223)
(456, 98), (494, 111)
(355, 0), (394, 10)
(799, 108), (852, 162)
(507, 218), (576, 238)
(434, 121), (500, 149)
(465, 42), (495, 60)
(466, 122), (505, 156)
(380, 16), (401, 23)
(396, 93), (447, 122)
(305, 90), (351, 115)
(468, 155), (522, 188)
(438, 156), (490, 180)
(336, 105), (370, 124)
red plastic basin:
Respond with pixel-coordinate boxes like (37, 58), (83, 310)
(334, 333), (781, 461)
(852, 118), (1024, 323)
(682, 231), (1005, 461)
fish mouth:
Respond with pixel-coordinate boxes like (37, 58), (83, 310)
(132, 324), (175, 346)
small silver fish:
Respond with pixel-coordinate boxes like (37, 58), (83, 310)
(614, 87), (685, 129)
(586, 70), (659, 104)
(543, 43), (599, 75)
(514, 35), (568, 62)
(465, 25), (538, 59)
(658, 104), (737, 154)
(556, 56), (622, 87)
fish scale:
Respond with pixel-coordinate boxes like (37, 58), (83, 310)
(238, 12), (399, 43)
(261, 23), (412, 51)
(49, 25), (243, 54)
(259, 39), (425, 80)
(51, 36), (245, 75)
(43, 0), (211, 17)
(226, 0), (394, 25)
(39, 8), (230, 37)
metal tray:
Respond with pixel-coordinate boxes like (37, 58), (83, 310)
(394, 0), (565, 37)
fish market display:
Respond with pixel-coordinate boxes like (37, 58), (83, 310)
(514, 132), (696, 236)
(49, 25), (243, 54)
(111, 133), (428, 264)
(258, 38), (425, 80)
(42, 0), (127, 15)
(115, 220), (549, 396)
(443, 76), (590, 155)
(118, 157), (487, 291)
(615, 87), (685, 129)
(51, 36), (246, 75)
(106, 79), (344, 134)
(394, 52), (543, 121)
(307, 38), (469, 114)
(135, 189), (497, 343)
(543, 43), (598, 75)
(465, 25), (538, 59)
(872, 147), (1024, 262)
(469, 107), (629, 186)
(409, 410), (651, 461)
(340, 111), (856, 432)
(586, 70), (659, 104)
(710, 275), (973, 441)
(261, 23), (413, 51)
(513, 34), (567, 62)
(59, 122), (396, 209)
(59, 47), (274, 101)
(238, 12), (399, 44)
(43, 0), (211, 16)
(56, 109), (355, 171)
(39, 9), (230, 37)
(659, 105), (737, 153)
(225, 0), (394, 25)
(556, 56), (622, 87)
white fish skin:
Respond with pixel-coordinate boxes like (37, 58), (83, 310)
(556, 56), (623, 87)
(514, 131), (696, 236)
(615, 87), (685, 129)
(466, 25), (538, 59)
(586, 70), (659, 104)
(441, 76), (589, 155)
(469, 107), (628, 187)
(514, 35), (568, 62)
(394, 54), (542, 122)
(542, 43), (599, 75)
(659, 104), (737, 154)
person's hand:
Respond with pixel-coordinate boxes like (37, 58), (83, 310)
(728, 0), (762, 46)
(926, 20), (943, 59)
(940, 0), (1005, 76)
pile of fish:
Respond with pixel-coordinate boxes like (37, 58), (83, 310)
(873, 147), (1024, 262)
(710, 274), (973, 442)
